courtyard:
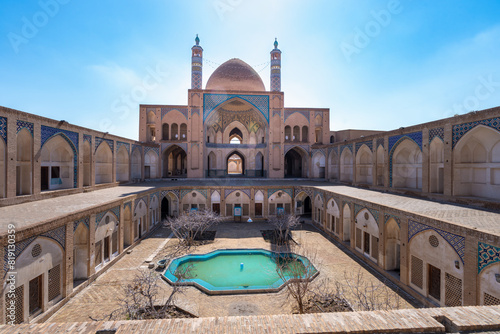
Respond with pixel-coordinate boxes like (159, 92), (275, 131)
(48, 220), (416, 322)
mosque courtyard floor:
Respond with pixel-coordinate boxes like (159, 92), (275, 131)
(47, 221), (416, 323)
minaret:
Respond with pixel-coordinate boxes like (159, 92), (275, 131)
(270, 38), (281, 92)
(191, 34), (203, 89)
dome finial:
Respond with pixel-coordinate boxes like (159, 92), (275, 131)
(274, 38), (278, 49)
(195, 34), (200, 46)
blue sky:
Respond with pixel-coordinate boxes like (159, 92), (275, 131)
(1, 0), (500, 139)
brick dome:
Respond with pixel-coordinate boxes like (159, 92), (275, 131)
(206, 58), (265, 92)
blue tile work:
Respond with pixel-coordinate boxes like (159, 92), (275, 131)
(191, 108), (200, 116)
(295, 187), (313, 200)
(311, 148), (326, 158)
(83, 134), (92, 144)
(284, 144), (309, 155)
(340, 144), (353, 155)
(224, 189), (251, 199)
(41, 125), (79, 188)
(116, 141), (130, 153)
(149, 191), (160, 202)
(354, 204), (379, 225)
(135, 196), (147, 207)
(181, 189), (208, 200)
(478, 241), (500, 274)
(3, 225), (68, 275)
(132, 144), (142, 155)
(429, 127), (444, 144)
(73, 217), (90, 232)
(95, 137), (114, 153)
(161, 107), (188, 120)
(355, 141), (373, 155)
(272, 109), (281, 117)
(328, 146), (338, 156)
(384, 213), (401, 228)
(123, 201), (132, 212)
(408, 220), (465, 264)
(144, 146), (159, 156)
(389, 132), (422, 188)
(389, 132), (422, 153)
(95, 206), (120, 229)
(314, 190), (324, 202)
(376, 138), (384, 149)
(452, 117), (500, 148)
(203, 94), (269, 123)
(267, 188), (293, 199)
(161, 189), (179, 200)
(16, 120), (33, 136)
(0, 116), (6, 143)
(284, 109), (310, 123)
(161, 142), (188, 153)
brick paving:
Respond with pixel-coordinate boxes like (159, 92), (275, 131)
(48, 222), (414, 323)
(3, 306), (500, 333)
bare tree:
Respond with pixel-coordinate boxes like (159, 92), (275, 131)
(336, 268), (401, 311)
(274, 247), (318, 314)
(269, 214), (300, 245)
(165, 209), (222, 246)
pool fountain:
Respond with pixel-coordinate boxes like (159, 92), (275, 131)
(162, 249), (318, 295)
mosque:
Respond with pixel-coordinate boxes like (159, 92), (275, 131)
(0, 36), (500, 330)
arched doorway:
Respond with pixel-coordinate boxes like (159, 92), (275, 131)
(73, 223), (88, 282)
(284, 147), (307, 178)
(303, 196), (312, 216)
(161, 197), (169, 220)
(162, 145), (187, 178)
(227, 151), (244, 175)
(41, 135), (74, 191)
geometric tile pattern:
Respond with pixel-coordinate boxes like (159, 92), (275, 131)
(41, 125), (79, 188)
(376, 137), (384, 149)
(340, 143), (353, 155)
(314, 190), (324, 202)
(123, 201), (132, 212)
(389, 132), (422, 188)
(267, 188), (293, 199)
(355, 140), (373, 155)
(161, 189), (179, 200)
(389, 131), (422, 153)
(116, 141), (130, 153)
(271, 75), (280, 92)
(384, 213), (401, 228)
(144, 146), (159, 157)
(295, 187), (313, 200)
(162, 142), (188, 153)
(452, 117), (500, 148)
(95, 206), (120, 228)
(0, 116), (6, 143)
(181, 189), (208, 200)
(478, 241), (500, 274)
(95, 137), (114, 153)
(135, 196), (147, 207)
(16, 120), (33, 136)
(191, 108), (200, 116)
(203, 94), (270, 123)
(354, 204), (379, 225)
(311, 148), (326, 158)
(132, 144), (142, 155)
(73, 217), (90, 232)
(83, 134), (92, 144)
(284, 109), (310, 123)
(149, 191), (159, 202)
(408, 220), (465, 264)
(225, 188), (251, 199)
(272, 109), (281, 117)
(328, 146), (338, 156)
(161, 107), (188, 121)
(429, 127), (444, 144)
(284, 144), (309, 155)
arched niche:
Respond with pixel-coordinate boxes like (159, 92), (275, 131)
(0, 138), (6, 198)
(429, 138), (444, 193)
(95, 142), (113, 184)
(354, 208), (379, 262)
(16, 129), (32, 195)
(116, 146), (129, 182)
(342, 203), (351, 241)
(391, 139), (422, 190)
(83, 141), (91, 187)
(95, 212), (119, 268)
(340, 148), (353, 182)
(376, 145), (385, 186)
(356, 145), (373, 185)
(73, 223), (88, 280)
(329, 151), (339, 180)
(326, 198), (340, 234)
(131, 148), (141, 180)
(268, 190), (292, 215)
(41, 135), (74, 191)
(385, 218), (400, 271)
(144, 150), (158, 179)
(284, 147), (308, 178)
(312, 152), (326, 179)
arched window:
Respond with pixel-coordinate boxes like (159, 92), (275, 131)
(171, 123), (178, 140)
(330, 135), (335, 143)
(284, 126), (291, 142)
(229, 128), (243, 144)
(180, 123), (187, 140)
(293, 126), (300, 142)
(302, 126), (308, 143)
(162, 124), (169, 140)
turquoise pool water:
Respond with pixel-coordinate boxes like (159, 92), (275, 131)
(162, 249), (318, 294)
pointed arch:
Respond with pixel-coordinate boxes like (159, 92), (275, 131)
(355, 208), (379, 262)
(83, 141), (91, 186)
(284, 146), (308, 178)
(312, 151), (326, 178)
(356, 144), (373, 185)
(41, 134), (76, 191)
(343, 203), (351, 241)
(74, 223), (89, 280)
(340, 147), (353, 182)
(162, 145), (187, 178)
(144, 150), (159, 179)
(326, 198), (340, 234)
(453, 125), (500, 199)
(123, 205), (133, 247)
(226, 150), (245, 175)
(329, 150), (339, 180)
(391, 138), (422, 190)
(385, 218), (400, 271)
(95, 141), (113, 184)
(116, 146), (130, 182)
(429, 137), (444, 193)
(207, 151), (217, 177)
(131, 147), (142, 180)
(376, 145), (385, 186)
(255, 152), (264, 177)
(0, 137), (5, 198)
